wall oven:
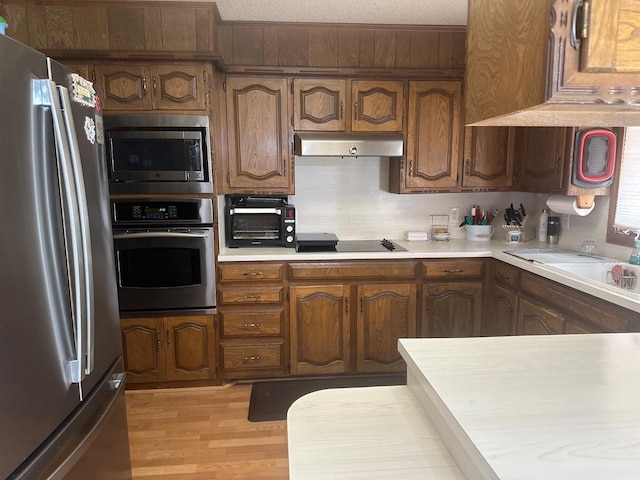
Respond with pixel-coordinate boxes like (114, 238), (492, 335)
(104, 114), (212, 195)
(112, 198), (215, 313)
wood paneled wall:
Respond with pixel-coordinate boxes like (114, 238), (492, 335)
(0, 1), (217, 53)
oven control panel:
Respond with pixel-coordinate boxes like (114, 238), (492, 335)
(111, 198), (213, 225)
(131, 204), (178, 220)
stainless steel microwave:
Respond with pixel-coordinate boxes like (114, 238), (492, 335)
(104, 114), (212, 194)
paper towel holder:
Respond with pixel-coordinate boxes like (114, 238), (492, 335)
(576, 194), (595, 209)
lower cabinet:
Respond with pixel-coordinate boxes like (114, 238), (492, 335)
(515, 297), (563, 335)
(288, 261), (419, 375)
(121, 315), (216, 384)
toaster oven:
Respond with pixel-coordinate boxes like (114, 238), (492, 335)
(225, 196), (296, 248)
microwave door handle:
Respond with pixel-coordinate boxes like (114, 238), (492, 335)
(113, 231), (210, 239)
(40, 80), (87, 388)
(57, 85), (95, 378)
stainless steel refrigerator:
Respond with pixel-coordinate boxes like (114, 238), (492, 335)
(0, 35), (132, 479)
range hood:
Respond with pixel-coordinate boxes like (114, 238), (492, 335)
(293, 132), (404, 157)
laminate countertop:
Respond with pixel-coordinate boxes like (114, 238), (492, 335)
(218, 239), (640, 314)
(399, 334), (640, 479)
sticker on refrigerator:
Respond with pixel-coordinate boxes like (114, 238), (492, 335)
(84, 117), (96, 144)
(94, 115), (104, 145)
(71, 73), (96, 108)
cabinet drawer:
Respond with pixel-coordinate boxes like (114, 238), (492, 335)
(494, 261), (520, 289)
(289, 261), (417, 280)
(220, 309), (284, 337)
(218, 286), (283, 305)
(423, 260), (483, 278)
(221, 343), (283, 370)
(218, 263), (284, 282)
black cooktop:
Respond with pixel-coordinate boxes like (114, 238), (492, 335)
(296, 233), (406, 253)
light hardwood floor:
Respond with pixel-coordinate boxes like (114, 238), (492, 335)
(125, 384), (289, 480)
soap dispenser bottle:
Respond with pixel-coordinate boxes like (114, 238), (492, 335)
(630, 233), (640, 265)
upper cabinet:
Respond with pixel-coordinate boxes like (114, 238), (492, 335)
(461, 127), (515, 190)
(223, 76), (293, 194)
(94, 63), (209, 112)
(465, 0), (640, 127)
(292, 79), (404, 132)
(389, 81), (461, 192)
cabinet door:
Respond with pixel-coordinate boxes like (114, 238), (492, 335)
(356, 284), (416, 372)
(351, 80), (404, 132)
(516, 298), (563, 335)
(62, 62), (91, 80)
(94, 64), (152, 111)
(225, 77), (293, 192)
(290, 285), (351, 375)
(579, 0), (640, 73)
(487, 284), (518, 336)
(152, 65), (207, 111)
(164, 316), (216, 381)
(293, 79), (346, 131)
(121, 318), (166, 383)
(423, 282), (483, 338)
(404, 81), (461, 190)
(515, 127), (567, 192)
(462, 127), (515, 189)
(564, 316), (609, 334)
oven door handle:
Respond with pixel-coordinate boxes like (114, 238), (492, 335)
(113, 231), (210, 239)
(229, 207), (282, 215)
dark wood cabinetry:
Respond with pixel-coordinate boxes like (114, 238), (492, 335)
(516, 297), (564, 335)
(483, 261), (520, 336)
(421, 260), (484, 338)
(121, 315), (216, 385)
(223, 76), (293, 194)
(217, 262), (287, 379)
(462, 127), (515, 190)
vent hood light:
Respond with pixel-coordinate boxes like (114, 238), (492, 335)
(294, 132), (404, 157)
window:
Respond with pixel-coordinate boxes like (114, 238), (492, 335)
(607, 127), (640, 246)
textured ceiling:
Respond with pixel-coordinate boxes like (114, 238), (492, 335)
(212, 0), (468, 26)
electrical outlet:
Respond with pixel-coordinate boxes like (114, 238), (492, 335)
(562, 214), (570, 230)
(449, 207), (460, 225)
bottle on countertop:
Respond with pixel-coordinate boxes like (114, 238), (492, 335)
(630, 233), (640, 265)
(538, 208), (549, 243)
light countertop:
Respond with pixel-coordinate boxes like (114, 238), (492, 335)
(399, 334), (640, 479)
(218, 239), (640, 313)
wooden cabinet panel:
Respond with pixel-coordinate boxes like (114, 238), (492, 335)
(293, 79), (346, 131)
(121, 315), (215, 385)
(164, 316), (215, 381)
(218, 262), (284, 282)
(515, 127), (567, 192)
(121, 318), (166, 383)
(152, 65), (206, 111)
(290, 285), (351, 375)
(423, 282), (483, 338)
(221, 343), (284, 370)
(564, 316), (609, 334)
(487, 284), (518, 336)
(289, 261), (416, 280)
(217, 286), (283, 305)
(423, 259), (483, 278)
(95, 64), (151, 111)
(356, 284), (417, 372)
(516, 297), (563, 335)
(494, 261), (520, 290)
(462, 127), (514, 189)
(351, 80), (404, 132)
(398, 81), (461, 191)
(224, 76), (293, 193)
(220, 309), (284, 337)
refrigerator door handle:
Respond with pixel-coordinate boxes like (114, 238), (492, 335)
(39, 79), (88, 390)
(57, 85), (95, 378)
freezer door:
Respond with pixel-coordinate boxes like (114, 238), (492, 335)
(48, 59), (123, 397)
(0, 36), (83, 479)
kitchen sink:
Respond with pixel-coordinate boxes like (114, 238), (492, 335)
(504, 247), (608, 264)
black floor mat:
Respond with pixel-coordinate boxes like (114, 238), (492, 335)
(247, 373), (407, 422)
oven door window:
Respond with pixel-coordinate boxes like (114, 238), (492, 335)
(118, 247), (201, 288)
(231, 213), (281, 240)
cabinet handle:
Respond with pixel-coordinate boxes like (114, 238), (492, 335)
(408, 160), (413, 176)
(241, 271), (263, 277)
(242, 323), (261, 329)
(243, 356), (261, 361)
(153, 75), (158, 95)
(243, 295), (262, 300)
(283, 157), (287, 176)
(360, 297), (364, 314)
(166, 330), (170, 346)
(465, 159), (471, 176)
(339, 101), (343, 120)
(497, 272), (511, 281)
(554, 157), (560, 174)
(142, 77), (148, 96)
(444, 269), (463, 273)
(345, 298), (349, 314)
(571, 0), (587, 49)
(156, 329), (161, 350)
(353, 103), (358, 120)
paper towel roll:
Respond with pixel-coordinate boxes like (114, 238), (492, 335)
(546, 195), (595, 216)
